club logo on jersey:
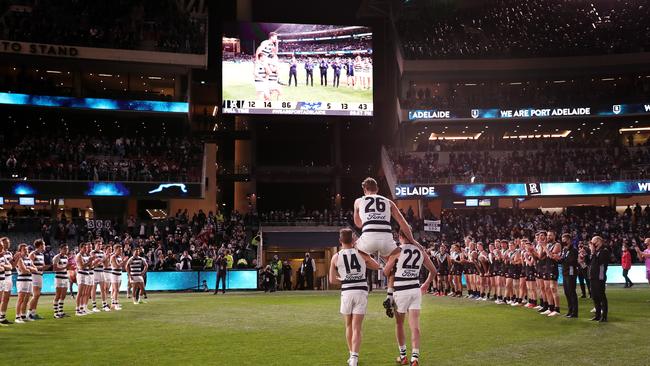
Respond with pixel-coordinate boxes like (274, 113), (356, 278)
(401, 269), (419, 278)
(367, 213), (387, 221)
(345, 273), (365, 281)
(471, 109), (480, 118)
(612, 104), (621, 114)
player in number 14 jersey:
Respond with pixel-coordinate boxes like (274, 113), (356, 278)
(329, 228), (380, 366)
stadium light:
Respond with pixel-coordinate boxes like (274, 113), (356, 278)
(618, 127), (650, 133)
(429, 132), (482, 140)
(503, 130), (571, 139)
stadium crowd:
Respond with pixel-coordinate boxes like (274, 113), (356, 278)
(398, 0), (650, 59)
(0, 134), (203, 182)
(390, 141), (650, 183)
(1, 209), (258, 272)
(402, 74), (650, 110)
(0, 0), (206, 53)
(408, 206), (650, 265)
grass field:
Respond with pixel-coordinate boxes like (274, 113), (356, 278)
(222, 61), (373, 103)
(3, 287), (650, 365)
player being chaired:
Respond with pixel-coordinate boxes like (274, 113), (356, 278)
(329, 228), (381, 366)
(384, 229), (437, 366)
(353, 177), (419, 317)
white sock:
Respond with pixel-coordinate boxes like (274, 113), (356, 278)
(411, 348), (420, 362)
(399, 345), (407, 357)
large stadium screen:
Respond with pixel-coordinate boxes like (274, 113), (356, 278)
(222, 22), (373, 116)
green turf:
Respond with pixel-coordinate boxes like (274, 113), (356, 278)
(222, 61), (372, 103)
(2, 287), (649, 365)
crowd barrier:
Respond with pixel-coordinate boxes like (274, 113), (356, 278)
(7, 269), (259, 295)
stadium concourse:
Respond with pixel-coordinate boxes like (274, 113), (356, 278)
(3, 0), (650, 365)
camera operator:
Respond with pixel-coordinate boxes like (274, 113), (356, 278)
(561, 233), (579, 318)
(633, 238), (650, 288)
(588, 236), (609, 322)
(262, 265), (276, 292)
(577, 242), (591, 299)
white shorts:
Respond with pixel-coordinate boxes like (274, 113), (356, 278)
(355, 233), (398, 257)
(78, 274), (93, 286)
(340, 291), (368, 315)
(2, 277), (11, 292)
(130, 275), (144, 283)
(55, 278), (69, 288)
(103, 272), (113, 283)
(394, 288), (422, 314)
(255, 81), (268, 93)
(0, 279), (7, 292)
(269, 81), (280, 91)
(111, 274), (122, 283)
(17, 280), (32, 294)
(94, 272), (105, 284)
(32, 274), (43, 288)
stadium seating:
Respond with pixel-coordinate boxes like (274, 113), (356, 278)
(0, 0), (206, 53)
(389, 132), (650, 184)
(402, 74), (650, 110)
(0, 114), (203, 182)
(398, 0), (650, 59)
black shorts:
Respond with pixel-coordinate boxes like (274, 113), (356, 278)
(438, 270), (448, 276)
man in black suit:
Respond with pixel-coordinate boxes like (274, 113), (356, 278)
(560, 233), (579, 318)
(588, 236), (609, 322)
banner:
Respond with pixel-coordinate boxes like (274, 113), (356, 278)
(407, 103), (650, 121)
(424, 219), (441, 232)
(395, 180), (650, 199)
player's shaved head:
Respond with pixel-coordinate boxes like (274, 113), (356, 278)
(340, 228), (354, 245)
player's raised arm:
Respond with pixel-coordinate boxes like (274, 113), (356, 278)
(390, 201), (418, 245)
(329, 253), (340, 285)
(383, 252), (399, 277)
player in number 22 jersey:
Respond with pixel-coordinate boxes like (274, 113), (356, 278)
(329, 228), (380, 366)
(353, 177), (419, 317)
(384, 229), (437, 366)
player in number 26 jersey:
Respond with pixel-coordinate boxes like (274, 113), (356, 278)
(384, 230), (437, 366)
(353, 177), (420, 318)
(353, 177), (418, 257)
(329, 228), (380, 366)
